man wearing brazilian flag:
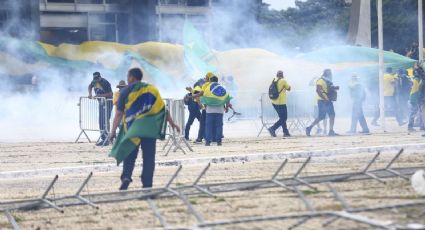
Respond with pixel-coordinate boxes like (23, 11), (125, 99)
(200, 75), (231, 146)
(109, 68), (180, 190)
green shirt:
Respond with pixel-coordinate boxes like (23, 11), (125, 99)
(349, 81), (365, 103)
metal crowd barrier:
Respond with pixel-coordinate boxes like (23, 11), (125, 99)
(162, 99), (193, 155)
(258, 92), (314, 137)
(75, 97), (113, 144)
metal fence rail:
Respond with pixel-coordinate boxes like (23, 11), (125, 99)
(75, 97), (112, 144)
(258, 92), (314, 137)
(162, 99), (193, 155)
(1, 149), (424, 229)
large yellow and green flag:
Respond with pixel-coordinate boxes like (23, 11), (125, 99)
(201, 82), (231, 106)
(109, 82), (167, 165)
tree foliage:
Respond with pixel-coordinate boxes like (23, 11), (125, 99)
(259, 0), (422, 57)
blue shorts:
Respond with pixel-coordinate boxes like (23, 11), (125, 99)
(317, 100), (335, 120)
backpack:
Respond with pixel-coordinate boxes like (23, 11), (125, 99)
(268, 79), (282, 100)
(184, 93), (193, 105)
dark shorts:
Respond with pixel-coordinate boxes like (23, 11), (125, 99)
(317, 100), (335, 120)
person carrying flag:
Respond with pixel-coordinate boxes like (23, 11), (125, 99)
(200, 75), (231, 146)
(109, 68), (180, 190)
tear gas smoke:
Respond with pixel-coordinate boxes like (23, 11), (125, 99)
(0, 0), (360, 141)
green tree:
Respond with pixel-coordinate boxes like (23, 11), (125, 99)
(259, 0), (351, 51)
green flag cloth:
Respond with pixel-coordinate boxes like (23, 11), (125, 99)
(109, 82), (167, 165)
(183, 19), (217, 79)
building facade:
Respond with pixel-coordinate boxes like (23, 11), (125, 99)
(0, 0), (261, 45)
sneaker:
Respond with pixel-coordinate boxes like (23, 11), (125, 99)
(96, 140), (109, 146)
(359, 130), (370, 135)
(284, 133), (291, 137)
(217, 142), (222, 146)
(328, 130), (339, 136)
(305, 127), (312, 137)
(268, 128), (277, 137)
(119, 178), (131, 191)
(194, 139), (203, 143)
(205, 142), (211, 146)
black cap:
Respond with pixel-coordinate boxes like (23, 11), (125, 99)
(93, 72), (101, 79)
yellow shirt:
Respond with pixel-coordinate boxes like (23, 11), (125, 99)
(113, 91), (120, 106)
(271, 78), (291, 105)
(383, 73), (398, 96)
(316, 78), (329, 101)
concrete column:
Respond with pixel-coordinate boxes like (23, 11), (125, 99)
(347, 0), (371, 47)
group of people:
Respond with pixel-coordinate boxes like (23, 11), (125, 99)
(267, 65), (425, 138)
(86, 63), (425, 190)
(184, 72), (232, 146)
(88, 68), (180, 190)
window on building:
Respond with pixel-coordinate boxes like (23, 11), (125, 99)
(187, 0), (208, 6)
(77, 0), (103, 4)
(0, 10), (8, 28)
(46, 0), (75, 3)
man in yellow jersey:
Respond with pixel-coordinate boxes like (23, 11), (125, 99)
(268, 70), (291, 137)
(408, 67), (423, 131)
(306, 69), (339, 136)
(186, 72), (215, 143)
(184, 85), (202, 140)
(383, 67), (405, 126)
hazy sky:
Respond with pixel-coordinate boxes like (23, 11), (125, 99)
(263, 0), (304, 10)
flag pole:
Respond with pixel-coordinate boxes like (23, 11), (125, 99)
(419, 0), (424, 62)
(377, 0), (386, 131)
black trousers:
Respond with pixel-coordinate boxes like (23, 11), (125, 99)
(270, 104), (290, 135)
(185, 109), (201, 140)
(99, 100), (113, 140)
(350, 102), (369, 132)
(121, 138), (156, 188)
(197, 110), (206, 140)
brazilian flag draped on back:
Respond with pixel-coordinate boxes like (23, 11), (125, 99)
(109, 82), (167, 165)
(201, 82), (231, 106)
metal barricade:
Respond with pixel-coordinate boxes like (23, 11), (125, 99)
(162, 99), (193, 155)
(257, 92), (313, 137)
(75, 97), (113, 144)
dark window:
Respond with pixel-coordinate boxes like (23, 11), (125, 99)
(187, 0), (208, 6)
(47, 0), (75, 3)
(0, 10), (8, 28)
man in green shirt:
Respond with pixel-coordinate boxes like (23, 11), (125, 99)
(408, 67), (423, 131)
(348, 74), (369, 134)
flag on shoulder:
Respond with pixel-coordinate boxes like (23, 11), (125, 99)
(201, 82), (231, 106)
(109, 82), (167, 165)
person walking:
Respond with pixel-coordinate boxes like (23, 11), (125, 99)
(347, 74), (369, 134)
(397, 69), (412, 121)
(184, 85), (202, 141)
(88, 72), (113, 146)
(407, 67), (425, 132)
(383, 67), (405, 126)
(109, 68), (180, 190)
(268, 70), (291, 137)
(306, 69), (339, 136)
